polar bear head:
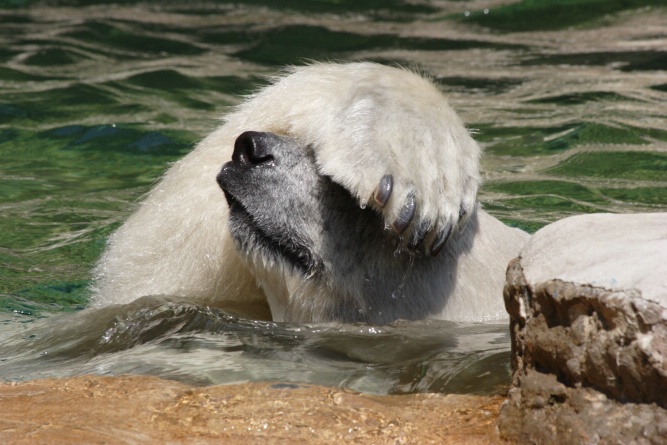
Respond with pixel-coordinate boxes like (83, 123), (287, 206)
(207, 63), (487, 323)
(216, 129), (475, 324)
(92, 62), (519, 324)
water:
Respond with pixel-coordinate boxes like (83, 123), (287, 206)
(1, 0), (666, 394)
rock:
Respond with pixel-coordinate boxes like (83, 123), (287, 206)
(0, 375), (507, 444)
(499, 212), (667, 444)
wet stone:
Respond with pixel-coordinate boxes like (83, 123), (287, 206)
(0, 375), (506, 445)
(499, 212), (667, 444)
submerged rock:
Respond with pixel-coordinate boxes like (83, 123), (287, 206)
(499, 212), (667, 444)
(0, 375), (506, 444)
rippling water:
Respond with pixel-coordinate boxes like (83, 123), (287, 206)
(1, 0), (666, 394)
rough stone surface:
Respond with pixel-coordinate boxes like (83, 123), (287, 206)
(499, 213), (667, 445)
(0, 375), (508, 444)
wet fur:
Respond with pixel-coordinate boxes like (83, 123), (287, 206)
(92, 62), (528, 323)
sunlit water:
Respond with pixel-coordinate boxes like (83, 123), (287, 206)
(1, 0), (666, 395)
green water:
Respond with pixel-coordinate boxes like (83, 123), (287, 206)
(0, 0), (666, 393)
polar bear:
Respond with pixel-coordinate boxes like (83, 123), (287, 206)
(92, 62), (528, 323)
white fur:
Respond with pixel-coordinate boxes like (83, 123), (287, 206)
(92, 62), (526, 322)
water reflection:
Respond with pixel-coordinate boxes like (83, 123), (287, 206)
(0, 297), (510, 395)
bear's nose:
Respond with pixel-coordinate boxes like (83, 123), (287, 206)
(232, 131), (275, 168)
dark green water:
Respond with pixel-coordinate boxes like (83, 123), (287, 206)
(1, 0), (666, 393)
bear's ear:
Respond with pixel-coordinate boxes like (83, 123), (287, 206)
(281, 63), (481, 255)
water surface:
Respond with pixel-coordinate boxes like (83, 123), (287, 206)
(1, 0), (666, 394)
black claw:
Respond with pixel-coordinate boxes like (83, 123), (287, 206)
(459, 205), (467, 220)
(430, 222), (453, 256)
(391, 193), (416, 235)
(408, 220), (431, 249)
(374, 175), (393, 207)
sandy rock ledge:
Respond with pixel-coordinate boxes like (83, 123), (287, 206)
(499, 213), (667, 444)
(0, 375), (506, 444)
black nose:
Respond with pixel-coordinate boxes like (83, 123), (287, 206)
(232, 131), (275, 168)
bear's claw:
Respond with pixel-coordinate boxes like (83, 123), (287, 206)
(430, 223), (453, 256)
(372, 175), (469, 256)
(391, 193), (416, 235)
(408, 220), (431, 250)
(373, 175), (393, 208)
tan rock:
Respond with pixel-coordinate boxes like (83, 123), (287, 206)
(0, 375), (508, 444)
(500, 212), (667, 444)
